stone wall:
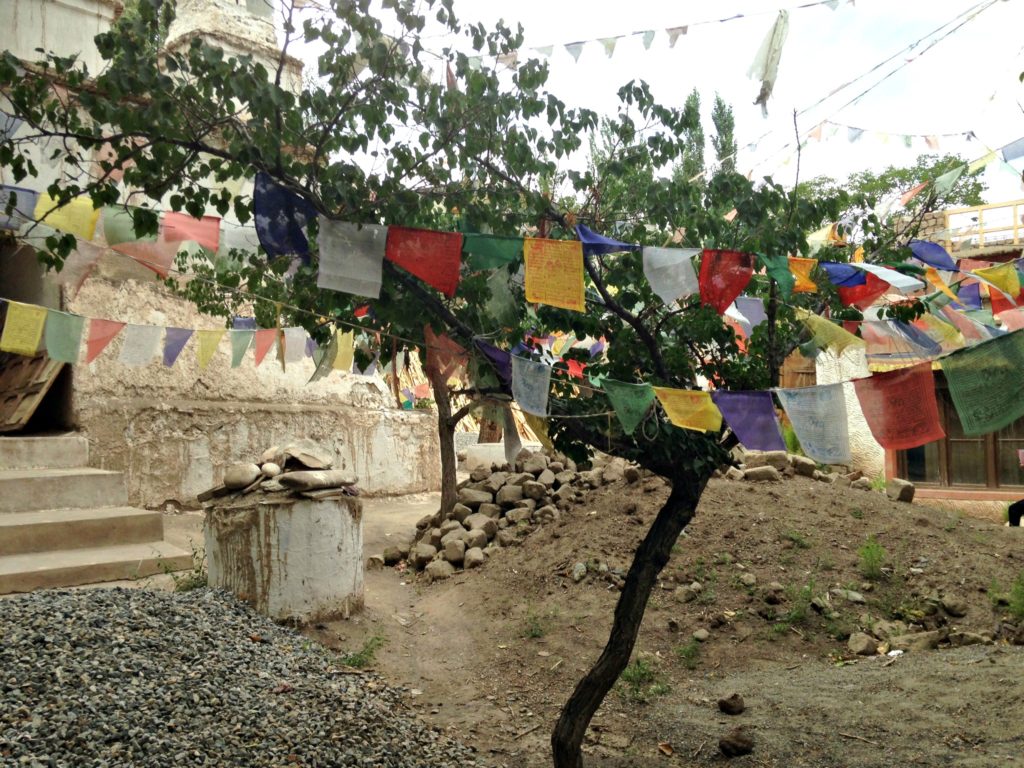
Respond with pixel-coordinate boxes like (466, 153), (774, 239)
(66, 278), (440, 507)
(814, 346), (885, 478)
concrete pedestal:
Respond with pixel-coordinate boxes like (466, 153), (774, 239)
(204, 495), (363, 623)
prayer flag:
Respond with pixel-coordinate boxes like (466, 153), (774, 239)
(463, 233), (522, 270)
(575, 224), (639, 256)
(282, 327), (307, 364)
(385, 225), (462, 298)
(162, 212), (220, 252)
(788, 256), (818, 293)
(602, 379), (655, 436)
(474, 339), (512, 386)
(653, 387), (722, 432)
(955, 282), (982, 310)
(710, 390), (786, 451)
(565, 42), (584, 62)
(44, 310), (85, 363)
(196, 329), (225, 370)
(666, 26), (687, 47)
(599, 37), (618, 58)
(333, 330), (354, 372)
(511, 356), (552, 416)
(748, 10), (789, 116)
(0, 186), (39, 231)
(912, 314), (964, 352)
(424, 324), (467, 381)
(308, 333), (337, 383)
(317, 218), (387, 299)
(85, 319), (125, 363)
(734, 296), (767, 333)
(757, 252), (796, 300)
(1001, 136), (1024, 162)
(642, 246), (700, 304)
(163, 327), (192, 366)
(230, 329), (254, 367)
(0, 301), (46, 356)
(941, 330), (1024, 435)
(837, 273), (889, 309)
(924, 267), (960, 304)
(775, 383), (851, 464)
(118, 324), (162, 367)
(973, 262), (1020, 298)
(853, 363), (944, 450)
(967, 151), (997, 173)
(933, 165), (965, 195)
(523, 238), (585, 312)
(699, 249), (754, 314)
(253, 328), (278, 367)
(819, 261), (866, 287)
(850, 262), (925, 293)
(996, 308), (1024, 331)
(1, 112), (22, 139)
(254, 171), (315, 260)
(900, 182), (928, 206)
(33, 193), (100, 240)
(795, 308), (865, 355)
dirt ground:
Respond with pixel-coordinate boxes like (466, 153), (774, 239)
(303, 474), (1024, 767)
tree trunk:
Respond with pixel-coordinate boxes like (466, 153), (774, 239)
(478, 415), (503, 443)
(766, 277), (780, 388)
(550, 474), (708, 768)
(426, 364), (458, 519)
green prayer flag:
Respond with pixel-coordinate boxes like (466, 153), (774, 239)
(933, 164), (965, 196)
(463, 233), (523, 270)
(101, 206), (157, 246)
(230, 330), (254, 368)
(757, 252), (795, 300)
(44, 309), (85, 363)
(941, 330), (1024, 435)
(308, 331), (338, 383)
(964, 309), (995, 327)
(602, 379), (656, 436)
(485, 269), (518, 328)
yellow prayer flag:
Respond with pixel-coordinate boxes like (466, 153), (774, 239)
(524, 238), (585, 313)
(0, 301), (47, 356)
(788, 256), (818, 293)
(972, 262), (1020, 298)
(196, 329), (225, 370)
(924, 267), (961, 304)
(795, 308), (865, 355)
(33, 193), (100, 241)
(652, 387), (722, 433)
(967, 151), (997, 174)
(333, 330), (355, 371)
(523, 412), (555, 451)
(852, 246), (865, 264)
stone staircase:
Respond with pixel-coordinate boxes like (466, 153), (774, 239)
(0, 434), (193, 593)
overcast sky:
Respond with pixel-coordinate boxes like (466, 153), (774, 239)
(295, 0), (1024, 203)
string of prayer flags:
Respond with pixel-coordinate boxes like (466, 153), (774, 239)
(196, 329), (225, 370)
(788, 256), (818, 293)
(0, 301), (46, 356)
(653, 387), (722, 432)
(775, 383), (851, 464)
(699, 249), (754, 314)
(575, 224), (639, 256)
(463, 233), (523, 270)
(163, 327), (193, 367)
(602, 379), (656, 436)
(33, 193), (100, 240)
(710, 390), (785, 451)
(102, 206), (178, 279)
(794, 308), (865, 355)
(230, 330), (254, 368)
(940, 305), (992, 342)
(1, 186), (39, 231)
(642, 246), (700, 305)
(853, 363), (945, 450)
(117, 324), (162, 367)
(85, 319), (124, 363)
(972, 262), (1020, 299)
(424, 324), (467, 381)
(909, 240), (958, 272)
(757, 252), (796, 299)
(385, 226), (462, 298)
(317, 219), (387, 299)
(253, 172), (316, 261)
(941, 330), (1024, 435)
(252, 329), (278, 367)
(282, 327), (308, 365)
(44, 310), (85, 363)
(524, 238), (585, 312)
(850, 263), (925, 294)
(511, 356), (552, 416)
(162, 212), (220, 252)
(748, 10), (789, 116)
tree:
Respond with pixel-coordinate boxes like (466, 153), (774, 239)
(2, 3), (854, 766)
(710, 92), (737, 174)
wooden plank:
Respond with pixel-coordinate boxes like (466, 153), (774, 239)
(0, 350), (64, 433)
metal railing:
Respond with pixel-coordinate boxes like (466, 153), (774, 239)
(942, 199), (1024, 254)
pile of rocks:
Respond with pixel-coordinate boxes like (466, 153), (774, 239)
(722, 449), (915, 503)
(197, 439), (358, 503)
(384, 450), (640, 581)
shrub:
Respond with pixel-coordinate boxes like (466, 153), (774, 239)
(858, 536), (887, 580)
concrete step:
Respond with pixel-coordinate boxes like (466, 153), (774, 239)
(0, 468), (128, 513)
(0, 541), (194, 594)
(0, 507), (164, 557)
(0, 434), (89, 470)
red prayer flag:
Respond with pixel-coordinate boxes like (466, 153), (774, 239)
(162, 212), (220, 252)
(838, 273), (889, 309)
(112, 240), (178, 279)
(253, 329), (278, 367)
(386, 226), (463, 297)
(424, 324), (467, 380)
(698, 249), (754, 314)
(989, 287), (1020, 315)
(565, 359), (587, 379)
(85, 319), (125, 363)
(853, 362), (945, 450)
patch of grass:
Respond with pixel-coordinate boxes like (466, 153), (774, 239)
(783, 530), (811, 549)
(943, 511), (962, 532)
(620, 658), (670, 702)
(850, 507), (864, 520)
(340, 635), (385, 668)
(168, 544), (207, 592)
(675, 640), (701, 670)
(713, 552), (733, 566)
(782, 423), (802, 455)
(814, 553), (836, 572)
(780, 579), (816, 626)
(523, 611), (546, 639)
(870, 475), (887, 492)
(857, 536), (887, 581)
(1008, 573), (1024, 620)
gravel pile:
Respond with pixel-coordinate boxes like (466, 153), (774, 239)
(0, 588), (480, 767)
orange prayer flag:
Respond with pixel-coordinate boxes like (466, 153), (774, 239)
(162, 212), (221, 252)
(253, 328), (279, 367)
(788, 256), (818, 293)
(85, 319), (125, 363)
(524, 238), (585, 312)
